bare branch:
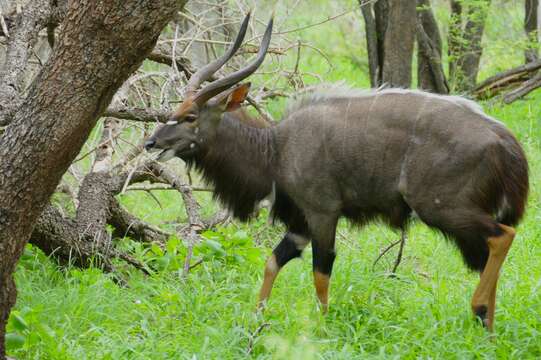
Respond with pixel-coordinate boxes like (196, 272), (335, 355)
(104, 105), (170, 123)
(147, 49), (194, 78)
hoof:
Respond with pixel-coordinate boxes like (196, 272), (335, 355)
(473, 305), (488, 327)
(256, 300), (267, 314)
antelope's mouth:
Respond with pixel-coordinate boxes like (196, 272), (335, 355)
(146, 146), (175, 162)
(156, 149), (176, 162)
(152, 144), (198, 162)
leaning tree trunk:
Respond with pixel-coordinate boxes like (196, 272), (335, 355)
(417, 0), (449, 94)
(0, 1), (184, 357)
(359, 0), (415, 88)
(360, 0), (380, 87)
(448, 0), (492, 92)
(525, 0), (539, 63)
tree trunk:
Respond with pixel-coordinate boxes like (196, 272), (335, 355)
(360, 0), (379, 87)
(374, 0), (389, 84)
(525, 0), (539, 63)
(0, 1), (185, 357)
(448, 0), (492, 92)
(417, 0), (449, 94)
(359, 0), (415, 88)
(381, 0), (416, 88)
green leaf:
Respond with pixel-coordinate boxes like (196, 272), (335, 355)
(203, 239), (226, 256)
(166, 237), (181, 254)
(5, 332), (26, 350)
(36, 323), (56, 340)
(9, 312), (28, 332)
(151, 244), (164, 257)
(232, 230), (250, 244)
(155, 256), (170, 271)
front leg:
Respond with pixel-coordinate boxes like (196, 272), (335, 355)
(258, 231), (310, 309)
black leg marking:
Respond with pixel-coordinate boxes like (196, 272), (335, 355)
(273, 232), (308, 267)
(312, 245), (336, 276)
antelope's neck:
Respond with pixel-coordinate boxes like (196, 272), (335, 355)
(194, 114), (277, 220)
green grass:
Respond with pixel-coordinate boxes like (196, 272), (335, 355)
(7, 1), (541, 359)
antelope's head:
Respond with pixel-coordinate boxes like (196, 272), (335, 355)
(145, 13), (273, 161)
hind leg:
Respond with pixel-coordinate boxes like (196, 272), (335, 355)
(406, 200), (514, 331)
(471, 224), (515, 331)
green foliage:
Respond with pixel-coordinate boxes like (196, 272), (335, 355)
(199, 227), (263, 266)
(133, 226), (263, 273)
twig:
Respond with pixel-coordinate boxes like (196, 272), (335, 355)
(0, 12), (9, 38)
(127, 184), (213, 192)
(372, 229), (407, 274)
(182, 240), (194, 278)
(372, 238), (402, 270)
(246, 322), (270, 355)
(189, 258), (204, 270)
(391, 231), (407, 275)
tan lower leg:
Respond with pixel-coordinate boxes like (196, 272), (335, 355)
(486, 278), (498, 331)
(471, 224), (515, 330)
(313, 271), (330, 313)
(257, 254), (280, 309)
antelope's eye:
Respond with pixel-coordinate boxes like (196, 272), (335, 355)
(184, 113), (197, 123)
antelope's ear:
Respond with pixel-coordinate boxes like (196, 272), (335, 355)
(223, 83), (251, 112)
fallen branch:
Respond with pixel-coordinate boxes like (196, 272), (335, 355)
(503, 72), (541, 103)
(109, 199), (170, 243)
(472, 59), (541, 100)
(30, 205), (149, 275)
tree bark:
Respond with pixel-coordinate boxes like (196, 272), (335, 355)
(374, 0), (389, 84)
(360, 0), (379, 87)
(359, 0), (415, 88)
(525, 0), (539, 63)
(448, 0), (492, 92)
(381, 0), (416, 88)
(0, 1), (185, 357)
(0, 0), (53, 125)
(417, 0), (449, 94)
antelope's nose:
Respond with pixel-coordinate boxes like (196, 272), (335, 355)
(144, 140), (156, 151)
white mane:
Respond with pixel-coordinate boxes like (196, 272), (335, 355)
(284, 83), (488, 119)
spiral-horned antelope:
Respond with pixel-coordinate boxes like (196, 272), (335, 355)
(145, 13), (528, 331)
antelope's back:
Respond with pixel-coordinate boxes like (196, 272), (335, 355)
(275, 88), (522, 214)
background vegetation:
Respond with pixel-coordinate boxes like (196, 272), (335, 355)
(5, 0), (541, 358)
